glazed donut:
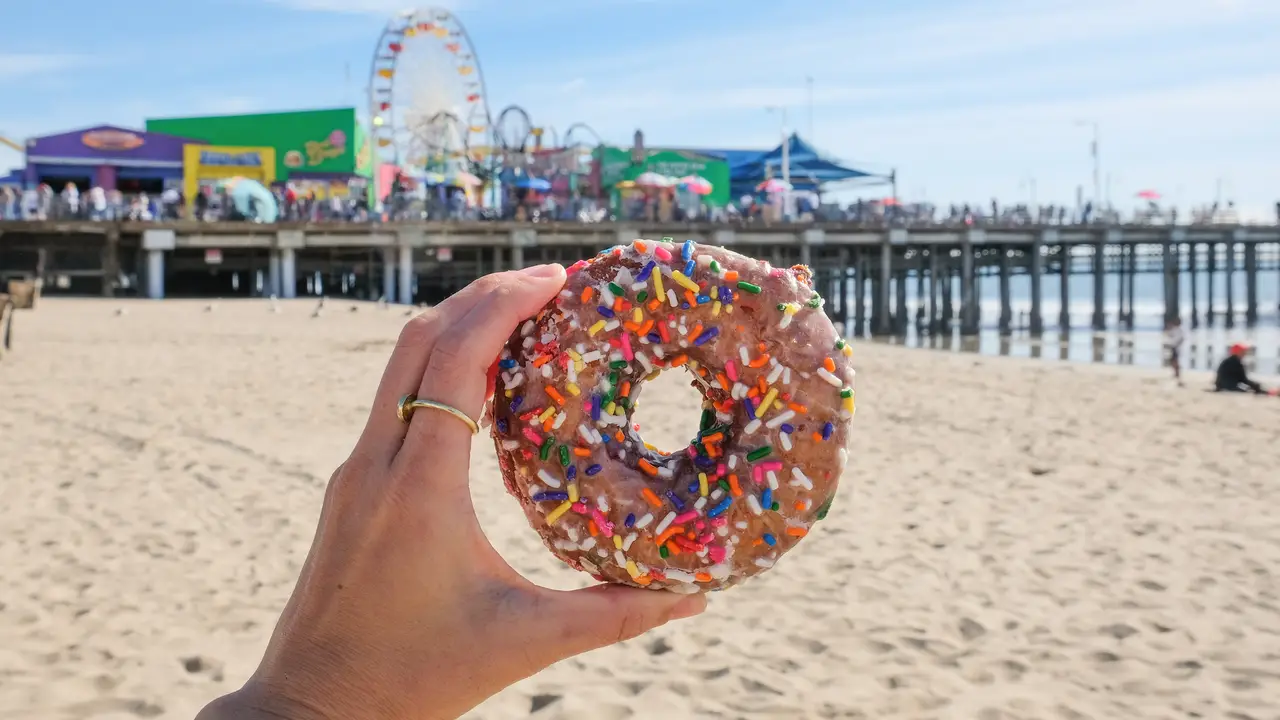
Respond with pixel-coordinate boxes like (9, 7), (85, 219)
(489, 239), (855, 593)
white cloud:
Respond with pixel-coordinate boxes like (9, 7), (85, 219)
(0, 54), (85, 80)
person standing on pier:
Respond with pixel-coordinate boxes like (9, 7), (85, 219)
(1163, 317), (1186, 386)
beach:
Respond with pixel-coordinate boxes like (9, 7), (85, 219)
(2, 298), (1279, 720)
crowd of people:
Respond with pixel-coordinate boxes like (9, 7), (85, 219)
(0, 182), (377, 223)
(2, 179), (1273, 228)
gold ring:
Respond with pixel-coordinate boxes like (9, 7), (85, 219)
(397, 394), (480, 434)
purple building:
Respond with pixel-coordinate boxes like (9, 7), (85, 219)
(23, 125), (205, 192)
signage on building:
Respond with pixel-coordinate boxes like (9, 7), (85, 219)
(81, 129), (145, 151)
(436, 247), (453, 262)
(200, 150), (263, 167)
(204, 249), (223, 265)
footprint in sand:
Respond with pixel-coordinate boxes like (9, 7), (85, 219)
(959, 617), (987, 641)
(529, 693), (561, 712)
(180, 655), (224, 683)
(646, 637), (674, 656)
(1100, 623), (1138, 640)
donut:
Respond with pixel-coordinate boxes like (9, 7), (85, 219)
(489, 239), (855, 593)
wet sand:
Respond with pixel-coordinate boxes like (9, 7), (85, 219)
(2, 298), (1278, 719)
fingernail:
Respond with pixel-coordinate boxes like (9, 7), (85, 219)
(521, 263), (564, 278)
(667, 594), (708, 621)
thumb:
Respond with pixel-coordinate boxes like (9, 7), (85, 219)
(543, 585), (708, 660)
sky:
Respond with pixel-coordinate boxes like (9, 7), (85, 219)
(2, 0), (1278, 218)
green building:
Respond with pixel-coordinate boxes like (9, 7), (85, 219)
(146, 108), (372, 186)
(594, 146), (730, 207)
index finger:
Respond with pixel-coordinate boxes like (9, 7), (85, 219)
(397, 264), (566, 471)
(353, 265), (560, 463)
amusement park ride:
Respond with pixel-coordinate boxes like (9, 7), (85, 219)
(365, 7), (601, 201)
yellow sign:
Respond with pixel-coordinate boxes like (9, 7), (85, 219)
(305, 139), (344, 166)
(182, 144), (277, 213)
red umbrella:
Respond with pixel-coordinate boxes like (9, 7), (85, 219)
(1136, 189), (1161, 200)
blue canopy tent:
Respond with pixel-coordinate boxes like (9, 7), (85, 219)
(688, 134), (892, 198)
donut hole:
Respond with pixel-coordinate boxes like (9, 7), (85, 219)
(627, 367), (706, 457)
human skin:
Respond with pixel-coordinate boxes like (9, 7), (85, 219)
(196, 264), (707, 720)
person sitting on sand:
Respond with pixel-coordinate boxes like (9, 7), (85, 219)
(196, 264), (707, 720)
(1214, 343), (1270, 394)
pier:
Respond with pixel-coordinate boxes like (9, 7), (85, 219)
(2, 220), (1278, 335)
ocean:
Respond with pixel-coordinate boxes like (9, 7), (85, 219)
(850, 269), (1280, 376)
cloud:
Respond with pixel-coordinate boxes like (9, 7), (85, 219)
(0, 54), (85, 80)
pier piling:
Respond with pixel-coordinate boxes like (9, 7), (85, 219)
(1029, 237), (1044, 336)
(998, 246), (1012, 336)
(915, 250), (927, 330)
(1225, 239), (1236, 329)
(1059, 243), (1071, 331)
(1188, 242), (1199, 328)
(1092, 239), (1106, 331)
(895, 269), (909, 335)
(960, 235), (978, 336)
(1206, 244), (1217, 327)
(1117, 243), (1128, 328)
(1163, 234), (1179, 326)
(875, 243), (892, 336)
(928, 246), (940, 335)
(853, 250), (866, 337)
(1244, 240), (1258, 326)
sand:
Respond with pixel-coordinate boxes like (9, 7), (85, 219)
(2, 297), (1279, 720)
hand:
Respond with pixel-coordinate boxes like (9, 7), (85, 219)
(199, 264), (707, 720)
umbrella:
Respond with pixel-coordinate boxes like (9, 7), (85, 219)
(1136, 189), (1161, 200)
(514, 176), (551, 191)
(634, 172), (674, 188)
(756, 178), (792, 193)
(678, 175), (713, 195)
(227, 177), (278, 223)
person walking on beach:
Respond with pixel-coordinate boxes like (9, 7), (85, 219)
(1214, 343), (1274, 395)
(1163, 317), (1186, 386)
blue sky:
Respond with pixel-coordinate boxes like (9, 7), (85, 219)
(2, 0), (1278, 218)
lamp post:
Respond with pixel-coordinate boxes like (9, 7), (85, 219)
(1074, 120), (1101, 216)
(765, 106), (791, 219)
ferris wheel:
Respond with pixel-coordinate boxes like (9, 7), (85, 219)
(368, 8), (493, 186)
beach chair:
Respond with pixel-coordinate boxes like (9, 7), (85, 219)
(6, 279), (38, 310)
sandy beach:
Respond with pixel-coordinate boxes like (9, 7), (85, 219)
(2, 297), (1278, 720)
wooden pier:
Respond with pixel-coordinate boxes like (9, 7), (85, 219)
(1, 220), (1278, 335)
